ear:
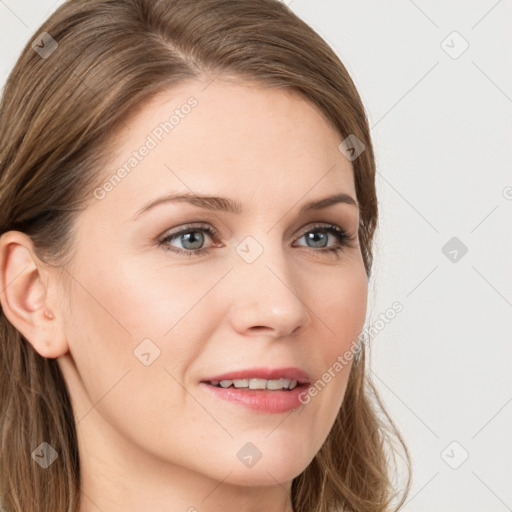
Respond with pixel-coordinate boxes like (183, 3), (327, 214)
(0, 230), (69, 359)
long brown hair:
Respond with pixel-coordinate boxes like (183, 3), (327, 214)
(0, 1), (411, 510)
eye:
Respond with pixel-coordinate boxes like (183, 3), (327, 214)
(159, 222), (357, 257)
(159, 223), (217, 257)
(294, 223), (357, 256)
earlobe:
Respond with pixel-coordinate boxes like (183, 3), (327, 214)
(0, 230), (68, 359)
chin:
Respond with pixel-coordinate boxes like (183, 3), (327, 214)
(221, 463), (306, 487)
(200, 447), (312, 487)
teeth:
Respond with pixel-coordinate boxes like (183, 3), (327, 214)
(250, 378), (267, 389)
(210, 378), (299, 390)
(265, 378), (284, 390)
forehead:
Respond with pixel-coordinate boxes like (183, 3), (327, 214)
(90, 78), (356, 217)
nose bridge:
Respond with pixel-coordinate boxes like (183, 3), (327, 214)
(228, 230), (311, 335)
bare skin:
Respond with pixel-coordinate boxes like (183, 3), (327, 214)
(0, 77), (368, 512)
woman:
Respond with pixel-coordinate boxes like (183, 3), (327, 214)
(0, 0), (411, 511)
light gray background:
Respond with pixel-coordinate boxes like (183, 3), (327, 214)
(1, 1), (511, 510)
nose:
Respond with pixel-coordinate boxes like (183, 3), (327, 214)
(228, 237), (312, 338)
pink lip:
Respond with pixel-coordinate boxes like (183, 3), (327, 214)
(200, 366), (310, 385)
(199, 366), (311, 414)
(199, 382), (310, 413)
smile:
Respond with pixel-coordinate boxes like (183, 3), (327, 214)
(206, 378), (298, 390)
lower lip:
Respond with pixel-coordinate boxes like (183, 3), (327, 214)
(199, 382), (309, 413)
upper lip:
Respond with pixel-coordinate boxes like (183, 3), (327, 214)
(201, 367), (310, 385)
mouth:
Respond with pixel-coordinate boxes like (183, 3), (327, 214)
(203, 378), (304, 391)
(200, 366), (311, 390)
(199, 367), (311, 413)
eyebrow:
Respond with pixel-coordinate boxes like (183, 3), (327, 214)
(132, 191), (358, 220)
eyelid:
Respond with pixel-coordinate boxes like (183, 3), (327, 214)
(296, 222), (358, 247)
(159, 222), (218, 240)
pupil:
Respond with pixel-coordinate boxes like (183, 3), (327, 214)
(183, 231), (204, 249)
(307, 231), (327, 248)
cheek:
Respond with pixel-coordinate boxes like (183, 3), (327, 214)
(301, 263), (367, 430)
(62, 259), (209, 455)
(319, 263), (368, 355)
(63, 252), (223, 406)
(67, 248), (214, 345)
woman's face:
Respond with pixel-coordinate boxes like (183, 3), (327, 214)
(56, 78), (368, 487)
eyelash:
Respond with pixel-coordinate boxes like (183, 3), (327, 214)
(159, 222), (357, 258)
